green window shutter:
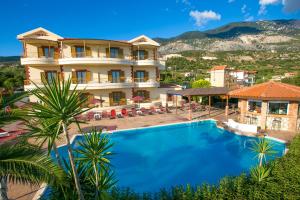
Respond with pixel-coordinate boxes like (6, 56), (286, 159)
(71, 46), (76, 58)
(120, 70), (125, 82)
(144, 71), (149, 82)
(38, 47), (43, 58)
(108, 70), (112, 82)
(133, 50), (137, 60)
(118, 48), (124, 58)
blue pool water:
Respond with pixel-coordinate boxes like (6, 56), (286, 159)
(55, 120), (285, 193)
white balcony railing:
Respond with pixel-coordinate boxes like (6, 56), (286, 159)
(21, 57), (58, 65)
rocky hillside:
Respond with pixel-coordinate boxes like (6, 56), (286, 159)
(156, 19), (300, 54)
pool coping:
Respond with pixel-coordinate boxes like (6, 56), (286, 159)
(33, 118), (286, 199)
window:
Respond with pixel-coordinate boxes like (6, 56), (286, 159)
(76, 71), (87, 84)
(112, 92), (122, 103)
(76, 46), (84, 57)
(43, 47), (54, 58)
(137, 50), (145, 60)
(111, 70), (120, 83)
(110, 91), (126, 106)
(135, 71), (145, 82)
(46, 71), (57, 83)
(110, 48), (119, 58)
(248, 100), (262, 113)
(136, 90), (150, 101)
(268, 102), (288, 115)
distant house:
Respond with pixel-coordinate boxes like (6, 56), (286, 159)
(229, 81), (300, 132)
(209, 65), (236, 88)
(162, 54), (182, 60)
(230, 70), (256, 86)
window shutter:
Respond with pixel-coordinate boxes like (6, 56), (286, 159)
(86, 47), (92, 57)
(57, 72), (63, 81)
(54, 47), (59, 59)
(134, 71), (137, 82)
(106, 48), (109, 58)
(121, 92), (126, 105)
(133, 50), (137, 60)
(144, 50), (148, 59)
(38, 47), (43, 58)
(145, 90), (150, 100)
(71, 46), (76, 58)
(109, 93), (113, 106)
(72, 71), (77, 84)
(40, 72), (46, 81)
(144, 71), (149, 82)
(133, 90), (137, 97)
(120, 70), (125, 82)
(156, 67), (160, 81)
(108, 70), (112, 82)
(118, 48), (124, 58)
(86, 71), (91, 82)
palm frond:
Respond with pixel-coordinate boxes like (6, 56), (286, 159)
(0, 142), (66, 186)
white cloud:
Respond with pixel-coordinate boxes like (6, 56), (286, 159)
(282, 0), (300, 13)
(245, 16), (255, 21)
(189, 10), (221, 27)
(241, 4), (247, 13)
(258, 0), (280, 15)
(228, 0), (235, 3)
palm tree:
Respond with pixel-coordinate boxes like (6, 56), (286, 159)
(0, 141), (66, 200)
(75, 129), (115, 199)
(28, 77), (90, 200)
(0, 91), (27, 126)
(250, 138), (276, 167)
(25, 119), (63, 167)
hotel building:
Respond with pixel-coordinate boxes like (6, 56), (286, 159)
(17, 27), (171, 108)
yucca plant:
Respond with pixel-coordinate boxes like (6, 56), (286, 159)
(251, 165), (272, 183)
(28, 77), (91, 200)
(250, 138), (277, 167)
(75, 130), (115, 199)
(0, 141), (66, 200)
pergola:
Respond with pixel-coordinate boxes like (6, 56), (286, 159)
(167, 87), (230, 120)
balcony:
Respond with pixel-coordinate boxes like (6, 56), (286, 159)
(134, 78), (160, 88)
(72, 81), (134, 90)
(59, 52), (132, 65)
(21, 57), (58, 65)
(133, 59), (165, 70)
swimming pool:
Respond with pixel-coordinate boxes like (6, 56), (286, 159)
(55, 120), (285, 193)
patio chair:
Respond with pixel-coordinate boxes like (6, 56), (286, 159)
(110, 109), (116, 119)
(94, 112), (102, 120)
(128, 108), (137, 117)
(86, 112), (95, 121)
(102, 111), (109, 118)
(121, 108), (128, 117)
(140, 107), (147, 115)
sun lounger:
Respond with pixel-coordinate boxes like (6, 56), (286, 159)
(117, 111), (123, 118)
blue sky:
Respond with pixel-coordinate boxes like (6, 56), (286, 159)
(0, 0), (299, 56)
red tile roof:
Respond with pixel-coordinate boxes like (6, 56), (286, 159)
(229, 81), (300, 101)
(210, 65), (227, 71)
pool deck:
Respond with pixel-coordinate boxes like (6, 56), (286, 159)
(5, 108), (299, 199)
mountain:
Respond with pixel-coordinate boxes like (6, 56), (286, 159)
(0, 56), (20, 64)
(156, 19), (300, 54)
